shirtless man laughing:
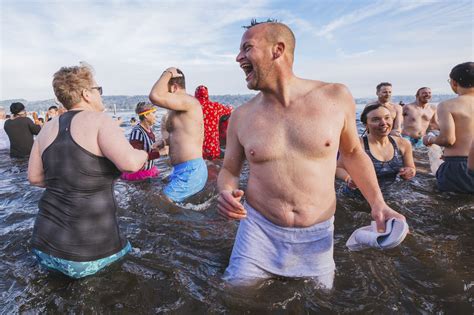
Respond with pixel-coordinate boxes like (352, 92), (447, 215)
(217, 20), (406, 289)
(402, 87), (438, 148)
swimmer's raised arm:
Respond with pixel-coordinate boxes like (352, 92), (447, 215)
(217, 108), (246, 220)
(149, 67), (199, 111)
(28, 139), (45, 187)
(97, 113), (148, 173)
(337, 84), (405, 231)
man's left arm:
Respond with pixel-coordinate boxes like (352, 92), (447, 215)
(428, 105), (440, 131)
(337, 85), (406, 231)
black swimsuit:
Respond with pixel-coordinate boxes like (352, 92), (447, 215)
(363, 135), (403, 181)
(31, 111), (126, 261)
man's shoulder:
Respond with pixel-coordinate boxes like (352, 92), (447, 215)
(403, 102), (417, 110)
(437, 97), (458, 110)
(392, 102), (403, 110)
(439, 95), (474, 113)
(300, 80), (352, 103)
(304, 79), (349, 94)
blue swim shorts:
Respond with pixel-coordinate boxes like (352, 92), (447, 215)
(402, 135), (424, 148)
(33, 241), (131, 279)
(436, 156), (474, 194)
(163, 157), (208, 202)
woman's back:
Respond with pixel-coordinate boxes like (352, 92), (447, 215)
(32, 111), (125, 261)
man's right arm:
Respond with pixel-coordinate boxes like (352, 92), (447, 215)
(423, 102), (455, 146)
(149, 67), (196, 111)
(217, 108), (246, 219)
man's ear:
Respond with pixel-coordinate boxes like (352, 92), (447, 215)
(273, 42), (285, 59)
(170, 84), (178, 93)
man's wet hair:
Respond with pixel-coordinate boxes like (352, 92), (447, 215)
(169, 68), (186, 89)
(48, 105), (59, 111)
(416, 87), (430, 96)
(449, 62), (474, 88)
(242, 18), (296, 59)
(376, 82), (392, 93)
(242, 18), (279, 29)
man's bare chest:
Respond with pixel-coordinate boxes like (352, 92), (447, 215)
(239, 111), (342, 161)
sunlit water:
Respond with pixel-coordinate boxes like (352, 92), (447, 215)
(0, 110), (473, 313)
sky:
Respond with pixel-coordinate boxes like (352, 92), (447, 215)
(0, 0), (472, 101)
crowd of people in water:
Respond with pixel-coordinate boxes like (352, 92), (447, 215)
(0, 20), (473, 289)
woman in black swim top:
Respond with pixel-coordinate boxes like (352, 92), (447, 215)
(337, 104), (416, 190)
(27, 63), (148, 278)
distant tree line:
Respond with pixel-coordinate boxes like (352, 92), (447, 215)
(0, 93), (455, 113)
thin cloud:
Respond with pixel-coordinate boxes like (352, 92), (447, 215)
(336, 48), (375, 59)
(0, 0), (472, 100)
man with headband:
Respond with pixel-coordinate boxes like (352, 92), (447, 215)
(149, 68), (207, 202)
(423, 62), (474, 193)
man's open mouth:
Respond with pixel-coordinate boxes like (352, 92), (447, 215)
(240, 63), (254, 81)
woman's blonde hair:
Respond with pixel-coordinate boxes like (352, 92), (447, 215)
(52, 62), (94, 109)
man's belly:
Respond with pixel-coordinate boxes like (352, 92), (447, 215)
(245, 182), (336, 228)
(402, 124), (426, 138)
(169, 138), (203, 165)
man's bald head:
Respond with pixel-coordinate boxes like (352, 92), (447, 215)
(244, 19), (296, 61)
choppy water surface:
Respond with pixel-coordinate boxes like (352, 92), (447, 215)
(0, 117), (473, 314)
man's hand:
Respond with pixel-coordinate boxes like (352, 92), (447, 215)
(422, 133), (436, 146)
(165, 67), (183, 78)
(152, 139), (166, 151)
(371, 203), (406, 232)
(217, 189), (246, 220)
(345, 176), (358, 190)
(398, 167), (416, 180)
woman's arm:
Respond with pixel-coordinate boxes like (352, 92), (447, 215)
(97, 115), (148, 172)
(396, 137), (416, 180)
(28, 140), (45, 187)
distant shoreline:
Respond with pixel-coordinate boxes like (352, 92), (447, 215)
(0, 93), (455, 112)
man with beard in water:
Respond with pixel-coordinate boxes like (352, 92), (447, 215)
(401, 87), (439, 148)
(217, 19), (406, 289)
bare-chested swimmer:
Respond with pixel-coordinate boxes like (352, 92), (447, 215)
(217, 19), (406, 289)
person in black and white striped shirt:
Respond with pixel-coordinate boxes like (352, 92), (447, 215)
(121, 102), (164, 181)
